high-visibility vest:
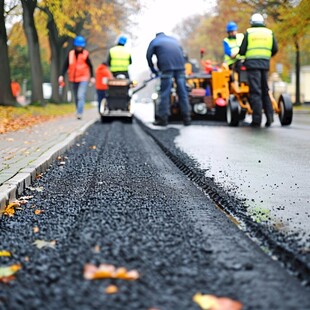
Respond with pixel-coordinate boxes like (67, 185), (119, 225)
(224, 33), (244, 66)
(109, 45), (131, 73)
(245, 27), (273, 59)
(68, 50), (90, 82)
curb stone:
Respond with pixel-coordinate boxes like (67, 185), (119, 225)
(0, 118), (96, 214)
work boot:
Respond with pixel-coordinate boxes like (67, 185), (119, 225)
(265, 114), (274, 127)
(183, 115), (191, 126)
(153, 117), (168, 127)
(250, 122), (260, 128)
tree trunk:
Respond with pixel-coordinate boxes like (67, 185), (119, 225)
(21, 0), (44, 105)
(46, 10), (62, 103)
(295, 39), (301, 105)
(0, 0), (15, 106)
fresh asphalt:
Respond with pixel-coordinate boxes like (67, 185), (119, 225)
(0, 119), (310, 309)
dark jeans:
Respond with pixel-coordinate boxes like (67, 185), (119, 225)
(158, 70), (190, 119)
(247, 69), (273, 124)
(97, 89), (107, 113)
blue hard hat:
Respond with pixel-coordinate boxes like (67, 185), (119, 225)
(118, 35), (127, 45)
(226, 21), (238, 32)
(73, 36), (86, 47)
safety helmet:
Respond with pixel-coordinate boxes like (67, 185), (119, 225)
(73, 36), (86, 48)
(250, 13), (265, 26)
(226, 21), (238, 32)
(118, 35), (127, 45)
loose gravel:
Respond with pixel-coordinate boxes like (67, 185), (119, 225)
(0, 120), (309, 310)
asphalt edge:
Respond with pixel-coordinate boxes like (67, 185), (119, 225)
(135, 116), (310, 287)
(0, 119), (96, 214)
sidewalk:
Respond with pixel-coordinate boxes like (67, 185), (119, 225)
(0, 108), (98, 211)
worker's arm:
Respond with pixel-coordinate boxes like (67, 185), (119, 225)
(238, 32), (248, 56)
(106, 52), (111, 67)
(223, 40), (232, 57)
(86, 57), (94, 77)
(271, 34), (278, 57)
(146, 43), (158, 75)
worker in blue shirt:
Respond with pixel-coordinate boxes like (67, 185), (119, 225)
(146, 32), (191, 126)
(223, 21), (244, 69)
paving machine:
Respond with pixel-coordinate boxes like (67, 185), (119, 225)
(224, 63), (293, 126)
(100, 76), (156, 123)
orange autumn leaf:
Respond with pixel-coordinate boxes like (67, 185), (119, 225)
(1, 196), (33, 217)
(105, 284), (118, 294)
(2, 201), (20, 216)
(33, 226), (40, 233)
(34, 209), (44, 215)
(84, 263), (140, 281)
(193, 293), (243, 310)
(0, 264), (21, 283)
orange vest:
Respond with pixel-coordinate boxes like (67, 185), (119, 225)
(95, 64), (113, 90)
(68, 50), (90, 82)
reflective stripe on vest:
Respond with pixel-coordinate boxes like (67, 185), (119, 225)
(245, 27), (273, 60)
(68, 50), (90, 82)
(109, 46), (131, 72)
(224, 33), (244, 66)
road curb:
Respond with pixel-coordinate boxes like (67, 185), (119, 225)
(0, 118), (96, 214)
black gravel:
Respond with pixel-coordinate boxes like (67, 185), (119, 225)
(138, 118), (310, 284)
(0, 120), (310, 310)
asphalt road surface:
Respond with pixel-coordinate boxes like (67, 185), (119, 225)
(0, 120), (310, 309)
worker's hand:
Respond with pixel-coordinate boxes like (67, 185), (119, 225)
(151, 69), (159, 77)
(58, 76), (64, 84)
(90, 77), (96, 85)
(231, 52), (238, 59)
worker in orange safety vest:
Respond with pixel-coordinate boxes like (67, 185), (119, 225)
(58, 36), (95, 119)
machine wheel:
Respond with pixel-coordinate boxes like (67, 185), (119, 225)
(278, 94), (293, 126)
(226, 95), (240, 126)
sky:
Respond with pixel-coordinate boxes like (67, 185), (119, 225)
(129, 0), (216, 79)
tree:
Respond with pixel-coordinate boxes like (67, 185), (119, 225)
(38, 0), (141, 103)
(21, 0), (44, 105)
(0, 0), (15, 106)
(275, 0), (310, 104)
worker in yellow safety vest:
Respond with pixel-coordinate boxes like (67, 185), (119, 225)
(223, 21), (244, 69)
(107, 35), (132, 79)
(239, 13), (278, 128)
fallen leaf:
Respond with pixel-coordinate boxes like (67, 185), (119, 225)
(34, 209), (44, 215)
(105, 285), (118, 294)
(33, 240), (56, 249)
(92, 245), (100, 253)
(2, 201), (20, 216)
(193, 293), (243, 310)
(0, 264), (21, 283)
(33, 226), (39, 233)
(84, 263), (140, 281)
(18, 196), (33, 201)
(90, 145), (97, 150)
(0, 251), (11, 257)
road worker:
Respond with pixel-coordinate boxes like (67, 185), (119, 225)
(239, 13), (278, 127)
(107, 35), (132, 79)
(58, 36), (95, 119)
(223, 21), (244, 72)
